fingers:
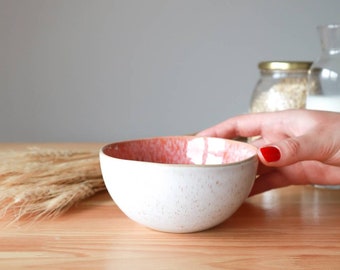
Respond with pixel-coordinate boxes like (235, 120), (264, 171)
(250, 161), (340, 196)
(249, 172), (290, 196)
(197, 113), (267, 139)
(249, 163), (301, 196)
(258, 132), (340, 167)
(197, 110), (304, 139)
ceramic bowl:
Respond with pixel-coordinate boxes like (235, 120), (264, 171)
(99, 136), (258, 233)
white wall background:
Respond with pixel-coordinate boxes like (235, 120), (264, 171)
(1, 0), (340, 142)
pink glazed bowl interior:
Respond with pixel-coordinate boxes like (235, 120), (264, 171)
(102, 136), (255, 166)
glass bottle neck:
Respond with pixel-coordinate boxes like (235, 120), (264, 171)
(318, 24), (340, 54)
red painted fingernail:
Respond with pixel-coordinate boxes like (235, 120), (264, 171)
(260, 146), (281, 162)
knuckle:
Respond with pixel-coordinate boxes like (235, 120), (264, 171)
(283, 137), (301, 156)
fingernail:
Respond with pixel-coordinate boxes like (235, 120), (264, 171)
(260, 146), (281, 162)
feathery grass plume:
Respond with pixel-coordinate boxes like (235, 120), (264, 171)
(0, 147), (106, 222)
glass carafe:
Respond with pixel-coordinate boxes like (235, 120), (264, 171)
(306, 24), (340, 110)
(306, 24), (340, 189)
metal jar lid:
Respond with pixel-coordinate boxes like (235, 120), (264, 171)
(258, 61), (312, 71)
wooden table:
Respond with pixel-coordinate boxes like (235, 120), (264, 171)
(0, 144), (340, 269)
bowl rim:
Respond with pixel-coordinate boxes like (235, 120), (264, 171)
(99, 136), (258, 168)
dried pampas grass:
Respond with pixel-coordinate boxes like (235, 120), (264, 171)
(0, 147), (105, 222)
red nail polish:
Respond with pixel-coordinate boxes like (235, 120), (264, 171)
(260, 146), (281, 162)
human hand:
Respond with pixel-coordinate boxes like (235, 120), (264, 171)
(197, 109), (340, 195)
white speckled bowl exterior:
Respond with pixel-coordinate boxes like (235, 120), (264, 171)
(99, 136), (258, 233)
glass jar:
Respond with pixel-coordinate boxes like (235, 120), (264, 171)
(250, 61), (312, 113)
(306, 24), (340, 190)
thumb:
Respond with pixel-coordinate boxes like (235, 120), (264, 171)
(258, 134), (328, 166)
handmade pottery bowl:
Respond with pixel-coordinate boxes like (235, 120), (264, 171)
(99, 136), (258, 233)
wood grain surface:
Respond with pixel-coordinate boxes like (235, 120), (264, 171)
(0, 143), (339, 269)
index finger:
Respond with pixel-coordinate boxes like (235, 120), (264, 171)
(197, 112), (270, 139)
